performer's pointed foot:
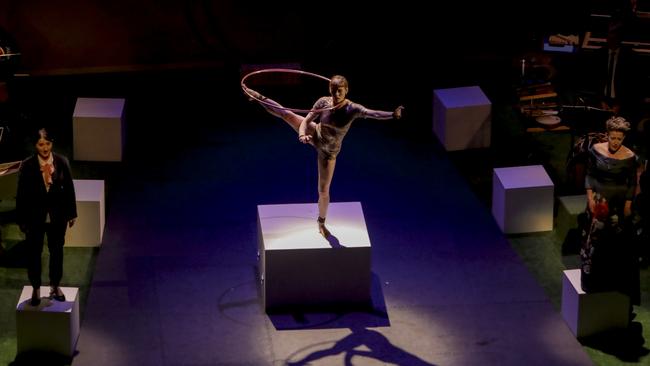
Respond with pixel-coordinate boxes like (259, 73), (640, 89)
(317, 217), (330, 238)
(244, 87), (266, 102)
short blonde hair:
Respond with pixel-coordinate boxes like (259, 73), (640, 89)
(606, 116), (630, 133)
(330, 75), (348, 89)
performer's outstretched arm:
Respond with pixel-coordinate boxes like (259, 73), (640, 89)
(363, 105), (404, 120)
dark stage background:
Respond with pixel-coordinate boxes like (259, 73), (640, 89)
(1, 1), (649, 365)
(0, 1), (587, 74)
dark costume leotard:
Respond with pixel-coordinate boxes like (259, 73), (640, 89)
(309, 97), (369, 160)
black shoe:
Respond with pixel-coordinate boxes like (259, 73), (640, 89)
(30, 288), (40, 306)
(50, 287), (66, 302)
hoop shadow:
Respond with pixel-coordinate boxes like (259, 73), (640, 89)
(285, 325), (437, 366)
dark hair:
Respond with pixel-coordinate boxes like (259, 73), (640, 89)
(31, 128), (54, 144)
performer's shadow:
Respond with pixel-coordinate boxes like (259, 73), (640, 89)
(285, 324), (437, 366)
(324, 232), (343, 248)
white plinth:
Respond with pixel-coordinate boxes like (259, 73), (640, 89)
(65, 179), (105, 247)
(556, 195), (586, 242)
(561, 269), (630, 338)
(16, 286), (80, 356)
(492, 165), (554, 234)
(258, 202), (371, 311)
(433, 86), (491, 151)
(73, 97), (125, 161)
(0, 162), (19, 210)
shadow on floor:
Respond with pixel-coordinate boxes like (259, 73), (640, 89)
(10, 350), (75, 366)
(284, 325), (437, 366)
(580, 321), (650, 362)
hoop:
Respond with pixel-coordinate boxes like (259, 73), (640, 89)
(241, 68), (341, 114)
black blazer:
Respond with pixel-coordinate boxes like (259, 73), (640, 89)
(16, 152), (77, 228)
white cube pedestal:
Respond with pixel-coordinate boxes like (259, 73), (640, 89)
(492, 165), (554, 234)
(556, 195), (586, 243)
(433, 86), (491, 151)
(0, 161), (20, 211)
(0, 170), (18, 200)
(258, 202), (371, 311)
(65, 179), (105, 247)
(16, 286), (80, 357)
(73, 97), (125, 161)
(561, 269), (630, 338)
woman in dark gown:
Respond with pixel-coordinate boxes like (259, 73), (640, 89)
(581, 116), (639, 306)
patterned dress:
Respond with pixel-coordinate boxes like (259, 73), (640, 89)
(309, 97), (369, 160)
(580, 145), (638, 302)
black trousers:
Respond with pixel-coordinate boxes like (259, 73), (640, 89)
(26, 221), (67, 289)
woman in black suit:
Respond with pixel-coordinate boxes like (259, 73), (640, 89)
(17, 128), (76, 306)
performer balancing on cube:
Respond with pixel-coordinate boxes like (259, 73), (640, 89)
(244, 73), (403, 237)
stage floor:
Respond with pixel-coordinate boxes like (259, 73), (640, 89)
(0, 69), (606, 365)
(57, 73), (595, 366)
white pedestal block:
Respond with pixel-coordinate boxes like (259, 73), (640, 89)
(73, 97), (125, 161)
(433, 86), (491, 151)
(16, 286), (80, 356)
(258, 202), (371, 311)
(556, 195), (586, 242)
(492, 165), (554, 234)
(0, 162), (20, 211)
(65, 179), (105, 247)
(561, 269), (630, 338)
(0, 170), (18, 200)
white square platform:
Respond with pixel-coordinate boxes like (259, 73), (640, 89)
(561, 269), (630, 338)
(65, 179), (105, 247)
(257, 202), (371, 311)
(0, 161), (20, 209)
(16, 286), (80, 356)
(556, 195), (586, 243)
(433, 86), (491, 151)
(492, 165), (554, 234)
(73, 97), (125, 161)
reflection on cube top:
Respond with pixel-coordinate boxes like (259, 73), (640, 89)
(494, 165), (553, 189)
(73, 98), (125, 118)
(434, 86), (490, 108)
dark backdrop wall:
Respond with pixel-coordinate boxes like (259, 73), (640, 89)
(0, 1), (576, 76)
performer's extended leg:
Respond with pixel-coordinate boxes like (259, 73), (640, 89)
(245, 87), (304, 132)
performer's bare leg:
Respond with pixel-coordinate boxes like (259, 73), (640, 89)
(317, 157), (336, 237)
(245, 87), (304, 132)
